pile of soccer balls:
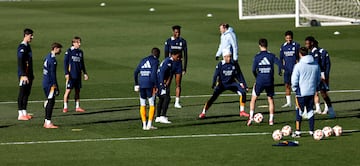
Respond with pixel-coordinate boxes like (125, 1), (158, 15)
(272, 125), (342, 141)
(313, 125), (343, 141)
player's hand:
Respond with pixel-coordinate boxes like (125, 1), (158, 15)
(65, 74), (69, 81)
(84, 74), (89, 81)
(239, 83), (245, 89)
(215, 56), (220, 61)
(160, 88), (167, 95)
(211, 84), (215, 89)
(152, 87), (158, 95)
(134, 85), (140, 92)
(20, 76), (29, 85)
(321, 72), (325, 80)
(55, 88), (60, 96)
(182, 70), (186, 75)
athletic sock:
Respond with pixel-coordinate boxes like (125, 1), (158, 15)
(175, 97), (180, 104)
(286, 95), (291, 104)
(18, 110), (23, 116)
(315, 103), (321, 110)
(64, 102), (68, 109)
(269, 114), (274, 122)
(149, 106), (155, 122)
(45, 119), (51, 125)
(22, 110), (27, 116)
(140, 106), (146, 122)
(75, 101), (80, 108)
(249, 110), (254, 119)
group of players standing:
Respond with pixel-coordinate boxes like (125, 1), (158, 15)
(134, 24), (335, 134)
(17, 28), (88, 128)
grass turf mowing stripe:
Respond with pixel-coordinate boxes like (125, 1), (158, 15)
(1, 130), (358, 145)
(1, 89), (360, 104)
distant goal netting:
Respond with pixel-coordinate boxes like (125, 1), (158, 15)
(238, 0), (360, 27)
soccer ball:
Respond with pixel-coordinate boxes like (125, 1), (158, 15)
(253, 113), (263, 123)
(100, 2), (106, 7)
(281, 125), (292, 137)
(272, 129), (283, 141)
(333, 125), (343, 136)
(322, 126), (333, 138)
(313, 129), (324, 141)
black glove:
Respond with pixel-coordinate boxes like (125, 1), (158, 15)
(211, 84), (215, 89)
(215, 56), (220, 61)
(55, 88), (60, 96)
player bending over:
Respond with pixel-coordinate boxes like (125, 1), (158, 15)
(134, 48), (160, 130)
(198, 48), (249, 119)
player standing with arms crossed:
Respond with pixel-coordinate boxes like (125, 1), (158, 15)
(291, 47), (321, 137)
(280, 30), (300, 108)
(17, 28), (34, 121)
(164, 25), (188, 109)
(247, 38), (282, 126)
(63, 36), (89, 113)
(198, 49), (249, 119)
(134, 48), (160, 130)
(42, 42), (63, 128)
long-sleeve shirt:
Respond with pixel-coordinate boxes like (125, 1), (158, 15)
(212, 60), (247, 88)
(291, 55), (321, 97)
(215, 27), (238, 61)
(279, 41), (300, 72)
(252, 50), (282, 86)
(64, 46), (87, 79)
(17, 41), (34, 79)
(164, 36), (188, 72)
(157, 57), (174, 89)
(42, 53), (58, 88)
(134, 55), (159, 88)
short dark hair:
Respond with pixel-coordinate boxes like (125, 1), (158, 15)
(299, 47), (308, 56)
(258, 38), (268, 47)
(305, 36), (316, 43)
(23, 28), (33, 36)
(72, 36), (81, 45)
(220, 23), (229, 29)
(170, 49), (182, 59)
(285, 30), (293, 38)
(51, 42), (63, 50)
(151, 47), (160, 58)
(172, 25), (181, 31)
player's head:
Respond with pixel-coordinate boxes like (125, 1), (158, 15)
(222, 48), (232, 63)
(299, 47), (308, 57)
(305, 36), (316, 49)
(151, 47), (160, 59)
(51, 42), (63, 55)
(172, 25), (181, 38)
(72, 36), (81, 48)
(258, 38), (268, 49)
(284, 30), (293, 43)
(170, 49), (182, 61)
(23, 28), (34, 43)
(219, 23), (229, 34)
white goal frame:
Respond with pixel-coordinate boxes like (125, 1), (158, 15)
(239, 0), (360, 27)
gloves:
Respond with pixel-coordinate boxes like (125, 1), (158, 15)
(134, 85), (140, 92)
(215, 56), (220, 61)
(160, 88), (167, 95)
(55, 88), (60, 96)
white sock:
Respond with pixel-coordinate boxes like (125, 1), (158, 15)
(22, 110), (27, 115)
(240, 106), (245, 112)
(175, 97), (180, 104)
(324, 103), (329, 110)
(249, 110), (254, 119)
(286, 96), (291, 104)
(142, 121), (147, 128)
(147, 121), (152, 127)
(269, 114), (274, 122)
(64, 102), (68, 109)
(76, 101), (80, 108)
(18, 110), (23, 116)
(45, 119), (51, 125)
(315, 103), (321, 110)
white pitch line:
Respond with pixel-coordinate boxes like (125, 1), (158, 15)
(0, 132), (271, 145)
(1, 89), (360, 105)
(0, 129), (358, 145)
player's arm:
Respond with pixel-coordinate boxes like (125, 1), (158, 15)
(211, 63), (221, 88)
(274, 55), (283, 76)
(291, 66), (300, 92)
(80, 51), (88, 80)
(151, 60), (159, 89)
(17, 45), (29, 84)
(182, 40), (188, 73)
(235, 66), (247, 89)
(164, 39), (170, 59)
(252, 58), (258, 78)
(215, 37), (222, 60)
(279, 46), (285, 65)
(229, 34), (238, 61)
(64, 50), (70, 78)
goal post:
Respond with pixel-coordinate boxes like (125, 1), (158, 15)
(239, 0), (360, 27)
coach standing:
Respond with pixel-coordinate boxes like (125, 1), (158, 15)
(291, 47), (321, 138)
(17, 28), (34, 121)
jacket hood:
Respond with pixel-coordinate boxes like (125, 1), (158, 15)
(300, 55), (314, 64)
(224, 27), (234, 34)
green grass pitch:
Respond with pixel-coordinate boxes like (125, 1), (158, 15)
(0, 0), (359, 165)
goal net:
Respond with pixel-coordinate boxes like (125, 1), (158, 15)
(239, 0), (360, 27)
